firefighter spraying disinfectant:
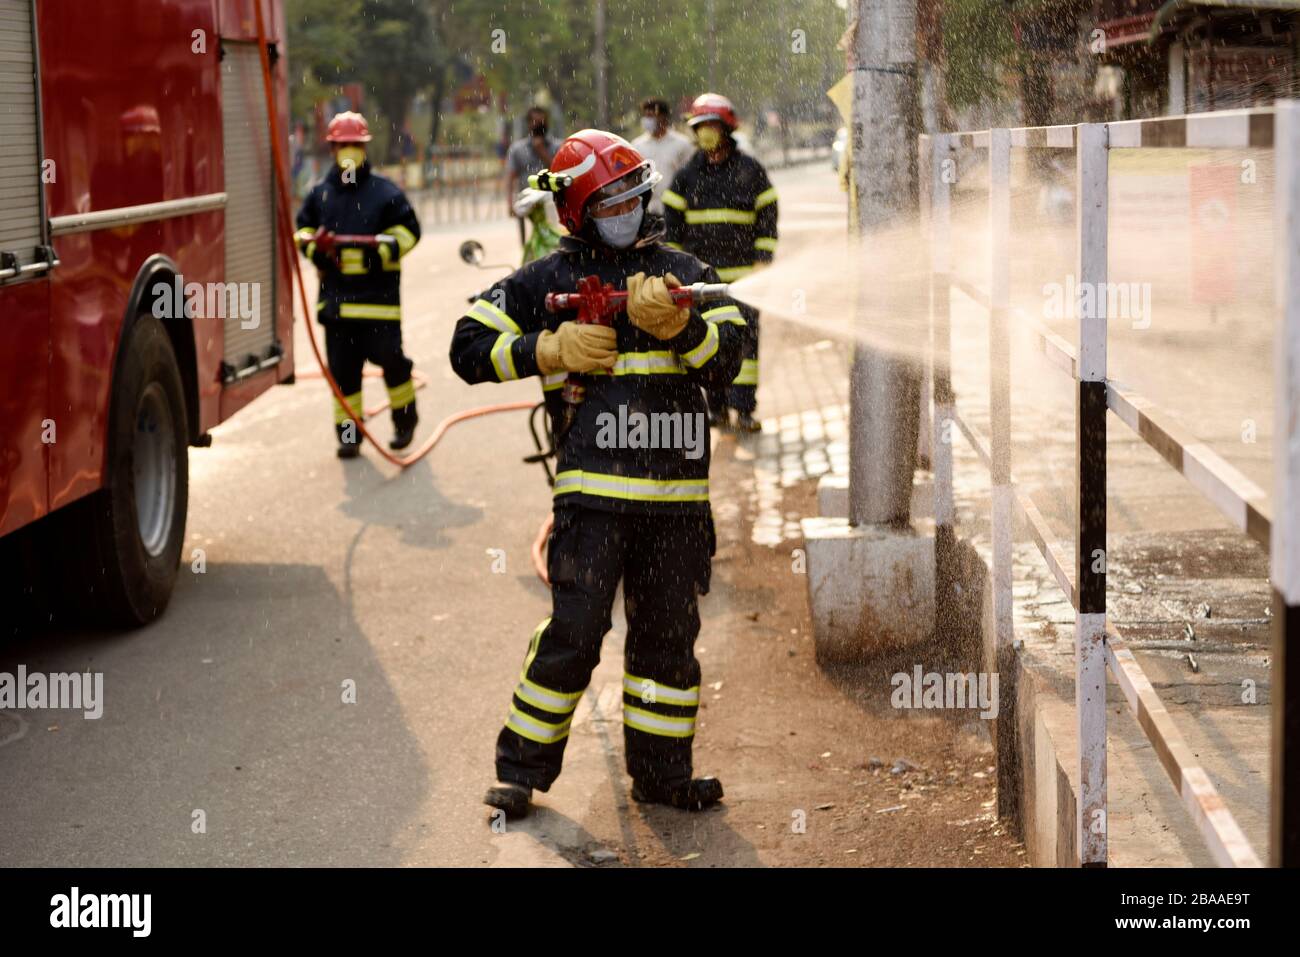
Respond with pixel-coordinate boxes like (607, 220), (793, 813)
(294, 112), (422, 458)
(450, 130), (749, 820)
(664, 94), (778, 433)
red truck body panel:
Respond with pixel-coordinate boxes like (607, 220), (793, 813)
(0, 0), (292, 535)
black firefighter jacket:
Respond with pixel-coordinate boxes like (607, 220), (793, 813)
(663, 147), (778, 282)
(449, 227), (747, 514)
(294, 163), (421, 322)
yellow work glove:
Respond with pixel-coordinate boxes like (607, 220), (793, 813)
(626, 271), (689, 340)
(535, 322), (618, 375)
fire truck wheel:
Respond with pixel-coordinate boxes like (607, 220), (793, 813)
(80, 314), (189, 626)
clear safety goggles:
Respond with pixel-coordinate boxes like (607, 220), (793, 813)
(588, 162), (662, 213)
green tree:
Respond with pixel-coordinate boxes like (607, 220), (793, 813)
(285, 0), (362, 120)
(358, 0), (443, 162)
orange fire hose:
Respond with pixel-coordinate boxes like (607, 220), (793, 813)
(252, 4), (550, 583)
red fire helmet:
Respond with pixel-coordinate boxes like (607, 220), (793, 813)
(326, 111), (372, 144)
(686, 93), (738, 131)
(546, 130), (657, 234)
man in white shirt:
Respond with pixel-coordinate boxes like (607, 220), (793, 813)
(630, 97), (695, 216)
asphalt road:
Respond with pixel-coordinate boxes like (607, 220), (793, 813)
(0, 161), (846, 867)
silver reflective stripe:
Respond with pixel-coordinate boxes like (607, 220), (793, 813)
(623, 674), (700, 706)
(467, 298), (522, 335)
(701, 305), (745, 325)
(507, 707), (572, 744)
(516, 679), (581, 715)
(542, 372), (567, 392)
(491, 333), (520, 380)
(623, 706), (696, 737)
(610, 351), (684, 375)
(552, 470), (709, 502)
(680, 322), (719, 369)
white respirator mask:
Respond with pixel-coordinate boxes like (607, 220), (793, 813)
(641, 116), (658, 134)
(594, 204), (645, 249)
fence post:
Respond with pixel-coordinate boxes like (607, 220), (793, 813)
(1075, 122), (1109, 867)
(931, 133), (957, 624)
(1272, 99), (1300, 867)
(988, 127), (1018, 823)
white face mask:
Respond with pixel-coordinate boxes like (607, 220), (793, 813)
(641, 116), (658, 134)
(594, 204), (644, 249)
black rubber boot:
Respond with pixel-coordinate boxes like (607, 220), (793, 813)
(335, 422), (361, 459)
(631, 776), (724, 811)
(389, 403), (419, 451)
(484, 781), (533, 820)
(735, 413), (761, 434)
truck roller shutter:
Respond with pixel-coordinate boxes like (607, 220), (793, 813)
(219, 39), (279, 380)
(0, 0), (47, 277)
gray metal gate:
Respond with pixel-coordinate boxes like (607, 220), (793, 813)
(220, 39), (278, 379)
(0, 0), (49, 280)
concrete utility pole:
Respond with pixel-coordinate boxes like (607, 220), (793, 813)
(594, 0), (609, 128)
(848, 0), (920, 527)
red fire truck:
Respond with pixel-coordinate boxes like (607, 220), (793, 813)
(0, 0), (292, 625)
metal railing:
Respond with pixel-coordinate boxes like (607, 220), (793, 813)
(920, 104), (1297, 868)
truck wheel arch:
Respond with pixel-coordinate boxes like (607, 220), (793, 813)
(116, 255), (200, 446)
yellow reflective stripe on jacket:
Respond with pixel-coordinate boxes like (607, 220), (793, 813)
(294, 227), (316, 249)
(623, 673), (700, 706)
(662, 190), (687, 211)
(467, 298), (522, 335)
(623, 705), (696, 738)
(516, 676), (583, 715)
(733, 357), (759, 386)
(339, 248), (367, 275)
(507, 704), (572, 744)
(387, 379), (416, 410)
(339, 302), (401, 320)
(684, 208), (756, 225)
(333, 390), (363, 424)
(754, 236), (778, 253)
(715, 264), (755, 281)
(588, 351), (685, 376)
(541, 371), (567, 392)
(701, 305), (745, 325)
(755, 186), (778, 209)
(553, 470), (709, 503)
(680, 322), (718, 369)
(382, 224), (418, 257)
(664, 241), (684, 251)
(491, 333), (520, 381)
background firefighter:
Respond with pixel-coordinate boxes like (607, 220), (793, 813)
(663, 93), (778, 433)
(449, 130), (748, 819)
(294, 111), (422, 458)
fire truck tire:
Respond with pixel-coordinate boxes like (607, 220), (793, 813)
(77, 314), (189, 626)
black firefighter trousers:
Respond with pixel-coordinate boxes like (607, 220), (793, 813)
(324, 320), (417, 437)
(496, 505), (716, 791)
